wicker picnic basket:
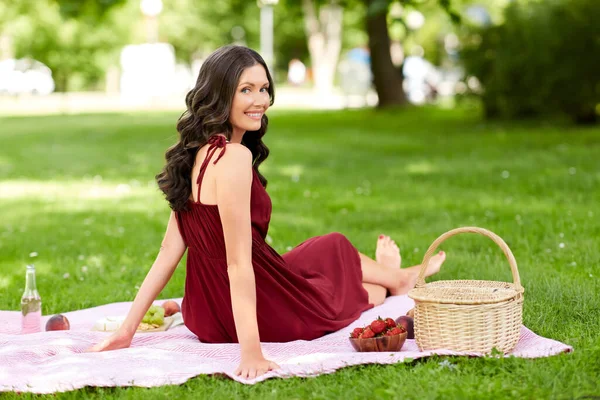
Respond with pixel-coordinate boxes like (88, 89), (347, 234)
(408, 227), (524, 354)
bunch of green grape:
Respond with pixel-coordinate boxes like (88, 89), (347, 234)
(142, 305), (165, 325)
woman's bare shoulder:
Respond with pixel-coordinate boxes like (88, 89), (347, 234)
(225, 142), (252, 155)
(218, 143), (252, 167)
(195, 142), (251, 169)
(212, 143), (253, 183)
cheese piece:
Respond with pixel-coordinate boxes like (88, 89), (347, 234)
(93, 316), (125, 331)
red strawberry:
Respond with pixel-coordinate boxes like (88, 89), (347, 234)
(350, 327), (364, 338)
(370, 318), (387, 334)
(387, 327), (405, 336)
(361, 327), (375, 339)
(384, 318), (396, 329)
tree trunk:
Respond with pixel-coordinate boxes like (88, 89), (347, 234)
(302, 0), (343, 95)
(54, 70), (69, 93)
(365, 0), (407, 107)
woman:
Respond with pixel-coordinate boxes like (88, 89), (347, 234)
(88, 45), (446, 379)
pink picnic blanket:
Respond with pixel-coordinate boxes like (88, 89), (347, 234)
(0, 295), (572, 394)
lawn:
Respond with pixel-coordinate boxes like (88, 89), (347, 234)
(0, 106), (598, 399)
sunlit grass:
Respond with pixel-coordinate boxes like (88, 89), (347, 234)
(0, 180), (156, 200)
(0, 107), (599, 399)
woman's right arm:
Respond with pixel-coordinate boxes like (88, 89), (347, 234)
(87, 211), (186, 352)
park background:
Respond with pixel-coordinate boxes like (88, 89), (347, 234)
(0, 0), (598, 398)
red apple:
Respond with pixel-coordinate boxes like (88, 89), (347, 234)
(395, 315), (414, 339)
(162, 300), (180, 317)
(45, 314), (70, 331)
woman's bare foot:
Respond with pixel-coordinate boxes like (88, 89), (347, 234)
(389, 251), (446, 296)
(375, 235), (401, 269)
(424, 251), (445, 277)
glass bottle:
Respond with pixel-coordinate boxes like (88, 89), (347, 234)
(21, 264), (42, 334)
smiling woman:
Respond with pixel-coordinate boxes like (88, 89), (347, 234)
(155, 45), (274, 213)
(230, 66), (271, 133)
(87, 45), (444, 381)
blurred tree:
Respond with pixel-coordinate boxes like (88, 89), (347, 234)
(1, 0), (131, 92)
(273, 1), (310, 75)
(54, 0), (127, 21)
(159, 0), (260, 64)
(364, 0), (459, 107)
(460, 0), (599, 124)
(159, 0), (365, 86)
(1, 0), (368, 91)
(365, 0), (405, 106)
(1, 0), (465, 95)
(279, 0), (367, 87)
(159, 0), (310, 82)
(300, 0), (343, 93)
(0, 1), (32, 24)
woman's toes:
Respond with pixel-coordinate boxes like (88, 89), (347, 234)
(424, 251), (446, 277)
(376, 235), (401, 269)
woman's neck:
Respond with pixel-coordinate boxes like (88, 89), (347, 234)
(230, 129), (245, 144)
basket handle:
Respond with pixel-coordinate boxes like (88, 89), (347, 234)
(415, 226), (522, 289)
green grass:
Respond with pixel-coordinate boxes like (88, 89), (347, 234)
(0, 106), (599, 399)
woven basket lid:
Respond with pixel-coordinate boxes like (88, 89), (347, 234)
(408, 280), (524, 305)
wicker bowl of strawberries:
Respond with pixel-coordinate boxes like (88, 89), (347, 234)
(349, 317), (408, 352)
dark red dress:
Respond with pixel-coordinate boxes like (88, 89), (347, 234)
(175, 135), (373, 343)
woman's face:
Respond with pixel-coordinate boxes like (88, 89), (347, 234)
(229, 64), (270, 137)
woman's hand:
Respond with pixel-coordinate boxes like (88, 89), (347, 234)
(86, 329), (133, 352)
(235, 355), (280, 379)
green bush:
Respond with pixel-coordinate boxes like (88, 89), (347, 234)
(460, 0), (599, 124)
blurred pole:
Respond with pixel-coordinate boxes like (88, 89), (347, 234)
(140, 0), (163, 43)
(0, 34), (13, 60)
(145, 16), (159, 43)
(258, 0), (278, 77)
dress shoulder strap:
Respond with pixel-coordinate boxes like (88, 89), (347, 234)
(196, 135), (228, 202)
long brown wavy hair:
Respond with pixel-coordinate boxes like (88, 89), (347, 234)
(156, 45), (274, 212)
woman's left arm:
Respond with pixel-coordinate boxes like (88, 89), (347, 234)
(87, 211), (186, 351)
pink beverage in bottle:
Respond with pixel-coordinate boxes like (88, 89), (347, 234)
(21, 264), (42, 334)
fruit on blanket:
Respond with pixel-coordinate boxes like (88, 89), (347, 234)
(45, 314), (70, 331)
(370, 318), (387, 334)
(361, 327), (376, 338)
(350, 327), (364, 339)
(395, 316), (414, 339)
(385, 326), (405, 336)
(161, 300), (180, 317)
(142, 305), (164, 326)
(348, 316), (405, 339)
(349, 316), (408, 351)
(349, 332), (406, 352)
